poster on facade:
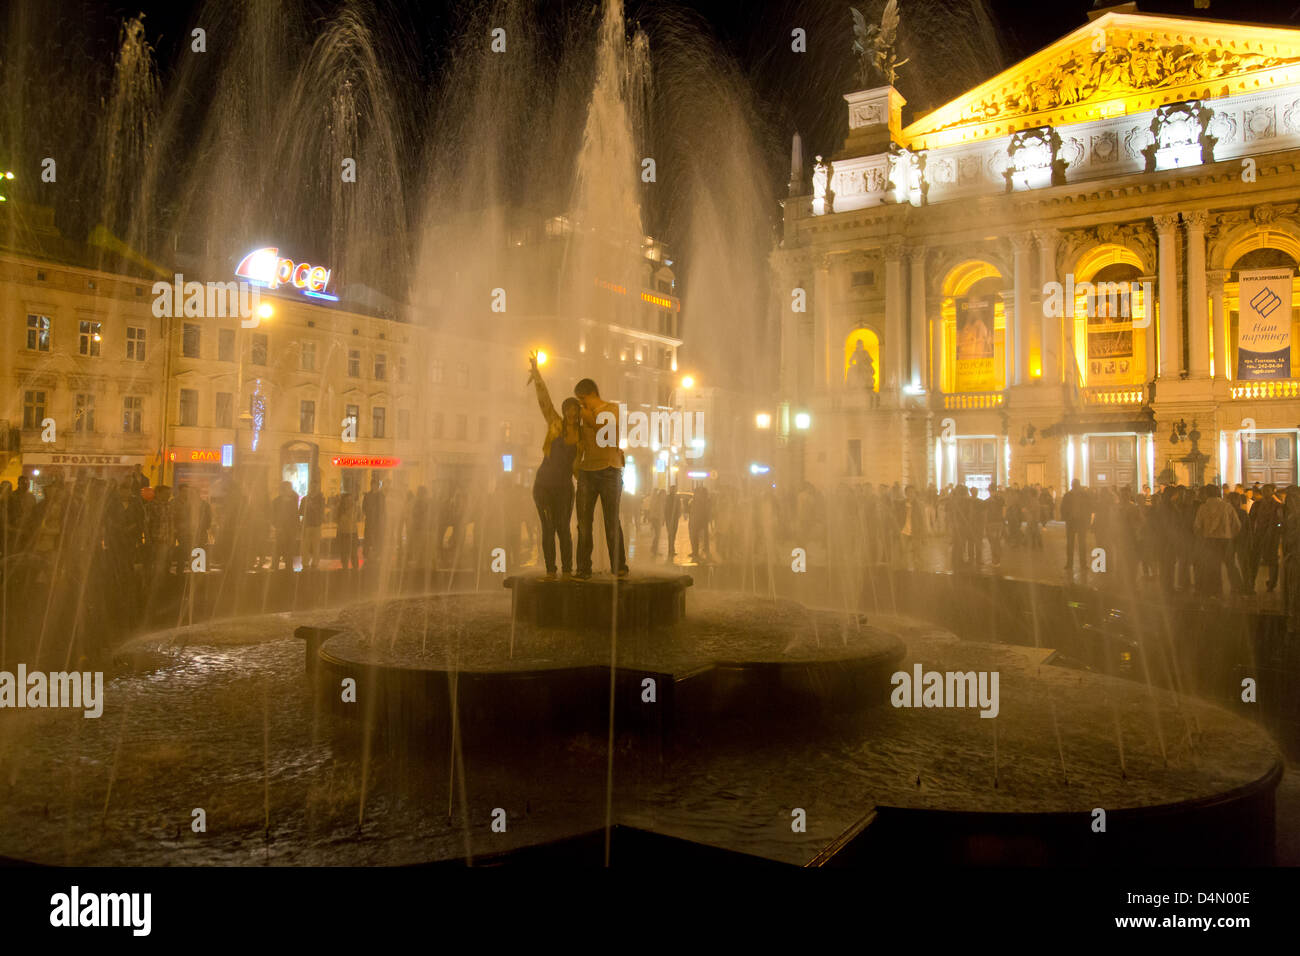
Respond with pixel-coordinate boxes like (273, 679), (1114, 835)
(1237, 267), (1293, 380)
(955, 296), (996, 391)
(1086, 326), (1134, 384)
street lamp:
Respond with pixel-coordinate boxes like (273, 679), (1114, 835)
(755, 412), (771, 430)
(794, 412), (812, 430)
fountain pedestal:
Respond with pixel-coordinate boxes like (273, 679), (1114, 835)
(504, 572), (693, 635)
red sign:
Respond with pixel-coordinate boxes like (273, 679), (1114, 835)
(168, 448), (222, 463)
(332, 455), (401, 468)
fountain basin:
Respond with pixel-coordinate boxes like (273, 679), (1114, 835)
(317, 589), (906, 747)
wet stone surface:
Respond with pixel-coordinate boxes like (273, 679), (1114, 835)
(0, 596), (1280, 866)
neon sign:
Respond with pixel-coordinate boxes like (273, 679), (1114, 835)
(332, 456), (401, 468)
(236, 247), (338, 301)
(168, 448), (222, 463)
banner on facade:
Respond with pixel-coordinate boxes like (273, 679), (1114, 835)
(955, 296), (996, 391)
(1085, 284), (1135, 384)
(1237, 267), (1293, 380)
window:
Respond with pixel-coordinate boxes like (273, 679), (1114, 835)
(372, 406), (386, 439)
(215, 392), (233, 429)
(126, 326), (147, 361)
(301, 341), (316, 372)
(22, 391), (46, 429)
(179, 388), (199, 427)
(432, 411), (444, 439)
(455, 414), (467, 440)
(478, 416), (488, 442)
(79, 320), (102, 356)
(251, 332), (268, 366)
(397, 409), (410, 439)
(346, 404), (360, 435)
(348, 350), (361, 377)
(218, 328), (235, 362)
(182, 323), (201, 358)
(26, 314), (50, 351)
(431, 359), (444, 384)
(300, 399), (315, 434)
(398, 356), (408, 383)
(374, 353), (387, 381)
(456, 362), (470, 388)
(122, 396), (143, 433)
(74, 394), (95, 432)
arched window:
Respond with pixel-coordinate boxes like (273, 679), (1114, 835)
(938, 261), (1005, 393)
(1078, 262), (1145, 386)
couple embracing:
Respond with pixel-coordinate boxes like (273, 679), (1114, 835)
(526, 352), (629, 580)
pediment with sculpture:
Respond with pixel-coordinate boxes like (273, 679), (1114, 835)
(906, 13), (1300, 144)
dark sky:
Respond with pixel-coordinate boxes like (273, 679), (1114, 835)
(94, 0), (1300, 180)
(19, 0), (1300, 245)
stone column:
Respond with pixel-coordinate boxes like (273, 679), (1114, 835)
(1001, 293), (1016, 388)
(1034, 228), (1061, 384)
(1011, 233), (1034, 384)
(884, 241), (906, 395)
(1185, 210), (1210, 378)
(931, 298), (946, 393)
(1138, 274), (1157, 384)
(908, 246), (927, 389)
(777, 262), (799, 396)
(1154, 214), (1182, 378)
(1208, 269), (1230, 380)
(812, 254), (833, 390)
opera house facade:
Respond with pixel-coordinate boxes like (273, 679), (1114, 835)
(775, 7), (1300, 494)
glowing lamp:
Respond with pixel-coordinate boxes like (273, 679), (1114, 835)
(755, 413), (771, 429)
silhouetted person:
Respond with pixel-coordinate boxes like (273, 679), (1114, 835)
(573, 378), (628, 578)
(527, 353), (580, 578)
(665, 485), (682, 559)
(1061, 479), (1092, 573)
(1193, 485), (1241, 598)
(363, 478), (386, 566)
(271, 482), (300, 571)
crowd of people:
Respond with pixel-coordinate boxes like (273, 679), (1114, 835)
(1, 456), (1289, 631)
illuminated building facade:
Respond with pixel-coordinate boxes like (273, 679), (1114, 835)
(0, 206), (685, 500)
(775, 8), (1300, 493)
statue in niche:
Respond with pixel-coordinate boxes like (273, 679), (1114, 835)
(851, 0), (909, 89)
(846, 339), (878, 405)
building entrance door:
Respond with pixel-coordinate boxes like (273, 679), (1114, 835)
(1088, 435), (1136, 491)
(957, 438), (998, 498)
(1243, 433), (1296, 487)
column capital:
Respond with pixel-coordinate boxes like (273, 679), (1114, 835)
(883, 239), (906, 260)
(1009, 232), (1035, 253)
(1207, 268), (1230, 288)
(906, 244), (927, 263)
(1183, 209), (1210, 230)
(1153, 213), (1180, 234)
(1030, 227), (1059, 248)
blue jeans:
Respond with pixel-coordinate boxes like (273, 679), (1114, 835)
(576, 467), (627, 575)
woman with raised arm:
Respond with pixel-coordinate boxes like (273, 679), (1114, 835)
(527, 352), (581, 579)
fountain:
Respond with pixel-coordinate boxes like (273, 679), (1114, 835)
(0, 0), (1285, 870)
